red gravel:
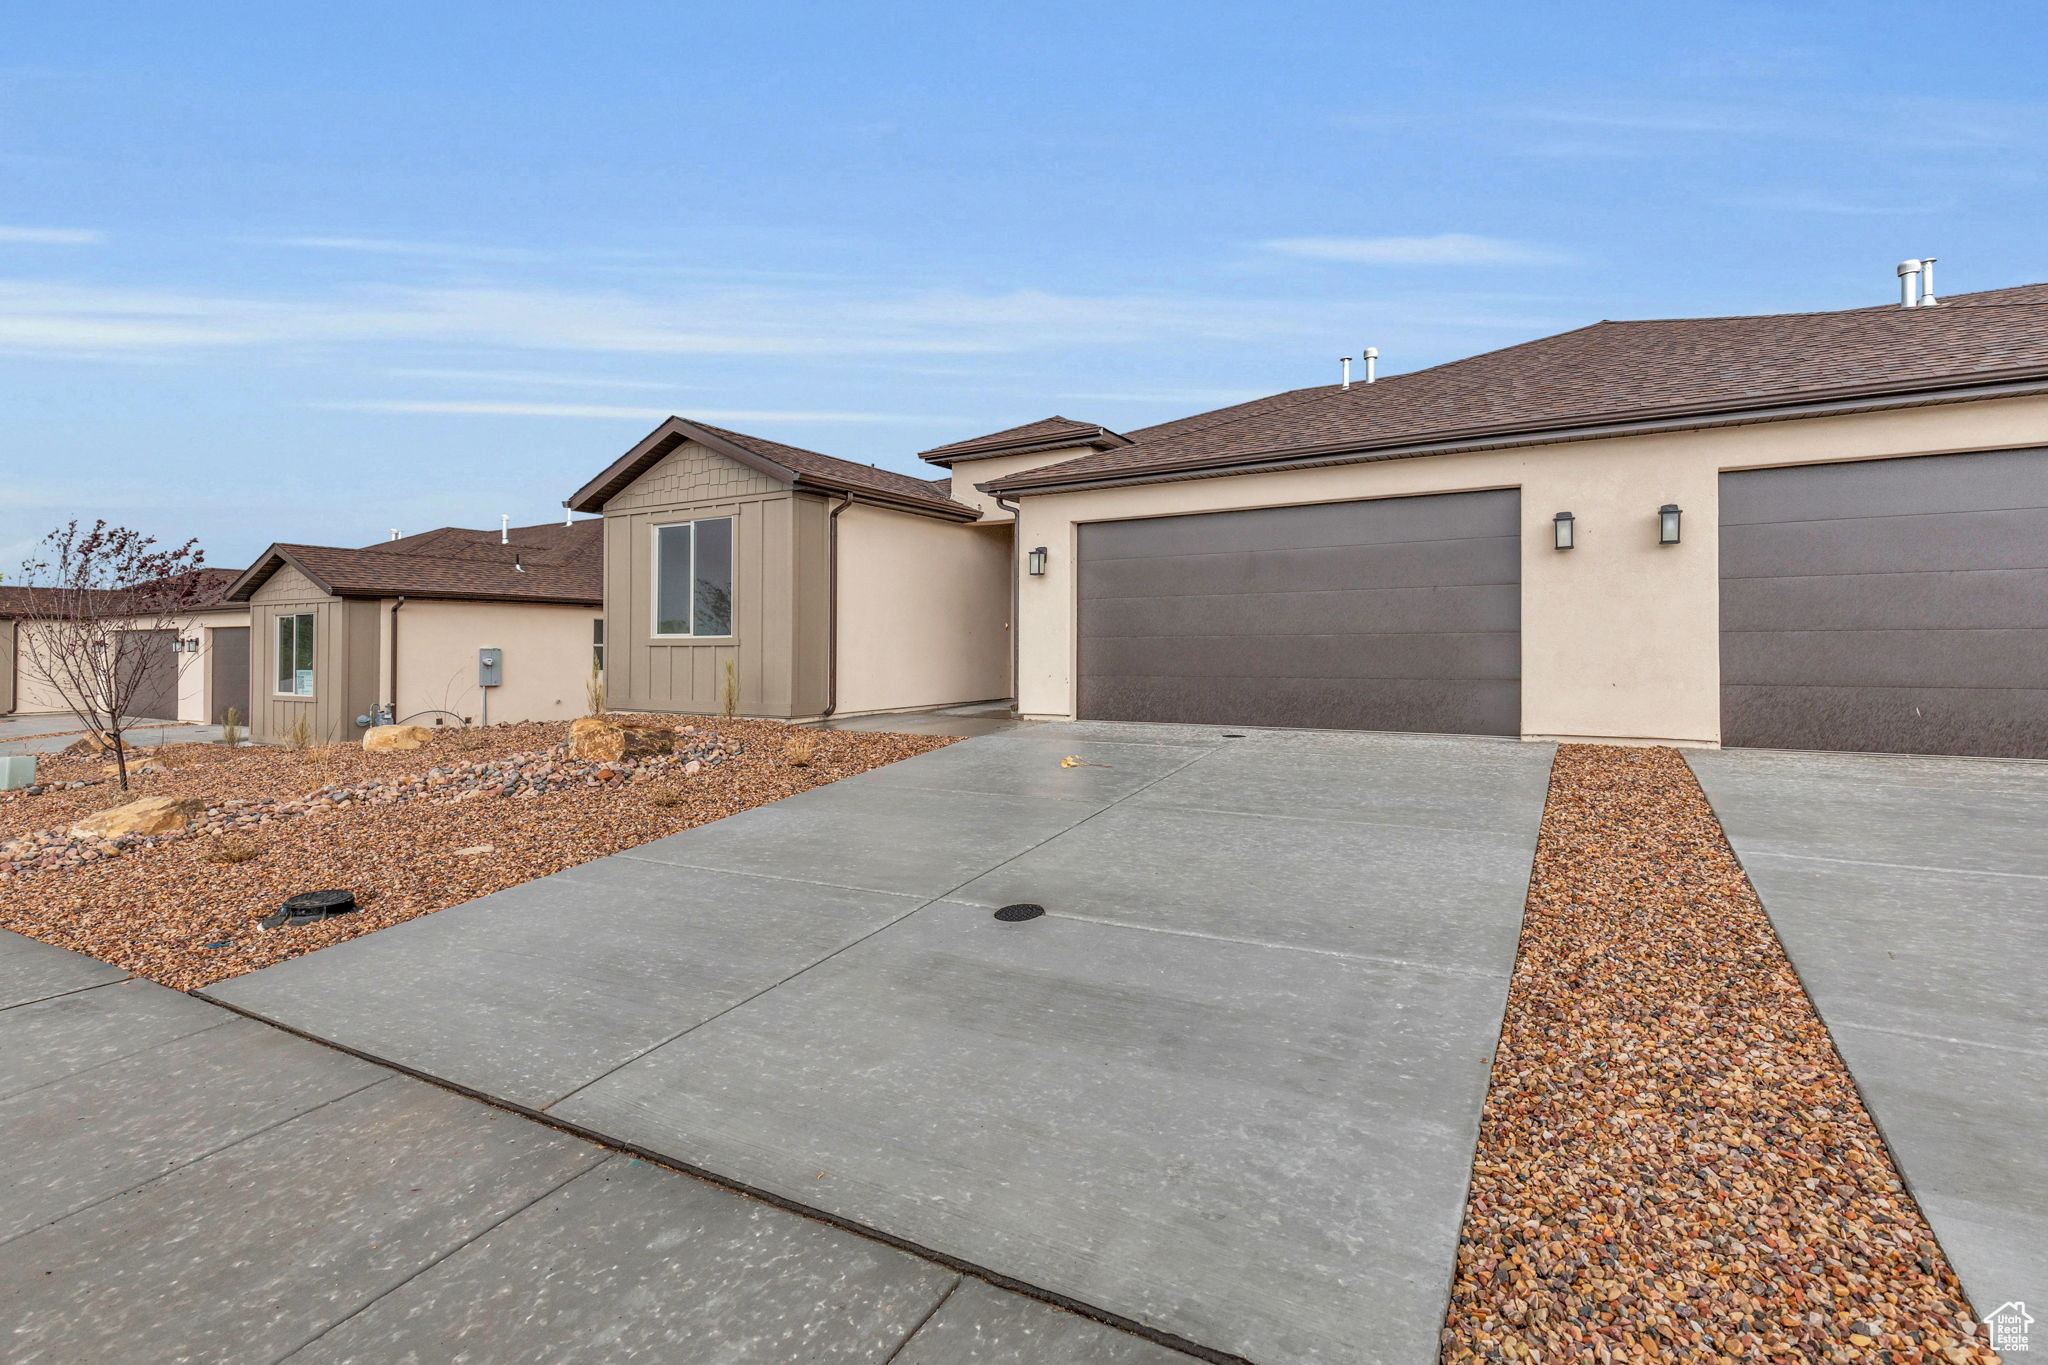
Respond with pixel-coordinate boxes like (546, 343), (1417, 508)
(0, 715), (953, 991)
(1442, 744), (1998, 1365)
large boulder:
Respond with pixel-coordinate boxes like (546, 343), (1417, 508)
(569, 717), (675, 763)
(364, 724), (435, 753)
(70, 795), (200, 840)
(60, 733), (116, 758)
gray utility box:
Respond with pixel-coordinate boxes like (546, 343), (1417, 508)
(478, 648), (503, 688)
(0, 755), (36, 790)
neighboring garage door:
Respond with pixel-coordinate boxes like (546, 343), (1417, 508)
(115, 629), (179, 722)
(1720, 447), (2048, 759)
(1077, 490), (1521, 734)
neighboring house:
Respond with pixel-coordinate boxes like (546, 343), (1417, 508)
(566, 418), (1012, 720)
(980, 278), (2048, 760)
(223, 521), (602, 745)
(1, 570), (252, 726)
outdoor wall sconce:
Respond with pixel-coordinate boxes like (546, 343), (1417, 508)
(1657, 504), (1682, 545)
(1027, 546), (1048, 576)
(1552, 512), (1575, 550)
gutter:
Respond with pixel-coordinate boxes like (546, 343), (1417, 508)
(818, 495), (854, 721)
(989, 371), (2048, 498)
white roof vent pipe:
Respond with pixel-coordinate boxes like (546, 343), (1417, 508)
(1898, 259), (1923, 308)
(389, 528), (399, 541)
(1362, 346), (1379, 383)
(1918, 257), (1938, 306)
(1340, 356), (1352, 389)
(500, 514), (510, 544)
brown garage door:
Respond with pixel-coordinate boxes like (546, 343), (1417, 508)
(208, 626), (250, 725)
(115, 629), (179, 722)
(1720, 447), (2048, 758)
(1077, 490), (1521, 734)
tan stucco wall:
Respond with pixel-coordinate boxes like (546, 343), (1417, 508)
(833, 507), (1011, 715)
(1014, 393), (2048, 745)
(948, 446), (1100, 521)
(382, 598), (599, 728)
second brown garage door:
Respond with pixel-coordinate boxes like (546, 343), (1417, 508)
(1720, 446), (2048, 758)
(1077, 490), (1521, 734)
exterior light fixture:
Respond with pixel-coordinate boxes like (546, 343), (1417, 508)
(1658, 504), (1682, 545)
(1552, 512), (1575, 550)
(1026, 546), (1048, 576)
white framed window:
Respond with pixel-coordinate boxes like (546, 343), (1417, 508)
(275, 613), (315, 696)
(651, 517), (734, 638)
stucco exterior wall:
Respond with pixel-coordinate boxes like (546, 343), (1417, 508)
(383, 598), (599, 729)
(948, 446), (1100, 521)
(1014, 393), (2048, 745)
(833, 507), (1011, 715)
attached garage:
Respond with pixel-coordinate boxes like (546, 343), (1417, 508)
(1076, 489), (1521, 734)
(1720, 447), (2048, 759)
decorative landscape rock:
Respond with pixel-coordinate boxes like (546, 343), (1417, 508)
(59, 733), (116, 757)
(68, 795), (200, 841)
(363, 724), (435, 753)
(568, 717), (676, 763)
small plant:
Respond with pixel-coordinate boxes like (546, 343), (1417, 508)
(219, 706), (241, 747)
(647, 787), (686, 808)
(720, 658), (740, 719)
(783, 728), (819, 768)
(585, 660), (605, 716)
(285, 713), (314, 752)
(203, 836), (262, 865)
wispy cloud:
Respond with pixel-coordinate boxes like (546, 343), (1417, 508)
(1512, 95), (2048, 153)
(0, 225), (102, 245)
(255, 235), (543, 262)
(1724, 191), (1945, 217)
(316, 400), (953, 423)
(1262, 233), (1569, 266)
(382, 366), (687, 391)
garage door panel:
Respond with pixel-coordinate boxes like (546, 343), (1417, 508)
(1078, 490), (1520, 734)
(1085, 630), (1520, 683)
(1081, 534), (1518, 600)
(1080, 583), (1522, 639)
(1721, 569), (2048, 632)
(1724, 629), (2048, 690)
(1083, 675), (1520, 736)
(1721, 447), (2048, 524)
(1720, 449), (2048, 758)
(1724, 684), (2047, 760)
(1085, 491), (1518, 560)
(1720, 506), (2048, 579)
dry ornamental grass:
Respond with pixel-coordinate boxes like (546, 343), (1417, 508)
(1442, 745), (1998, 1365)
(0, 715), (953, 990)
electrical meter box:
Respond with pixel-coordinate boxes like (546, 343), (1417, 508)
(478, 648), (503, 687)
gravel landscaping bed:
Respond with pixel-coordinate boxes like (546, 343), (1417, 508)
(1443, 744), (1998, 1365)
(0, 716), (952, 991)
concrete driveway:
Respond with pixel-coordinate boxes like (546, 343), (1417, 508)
(1688, 747), (2048, 1319)
(206, 722), (1557, 1364)
(0, 929), (1194, 1363)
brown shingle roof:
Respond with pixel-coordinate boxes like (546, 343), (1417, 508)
(226, 519), (602, 605)
(988, 288), (2048, 493)
(0, 568), (242, 620)
(918, 416), (1131, 466)
(566, 417), (977, 519)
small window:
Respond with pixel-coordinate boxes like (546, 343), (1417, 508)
(652, 517), (735, 638)
(592, 618), (605, 672)
(275, 613), (315, 696)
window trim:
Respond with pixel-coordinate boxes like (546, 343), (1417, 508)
(274, 612), (316, 698)
(648, 516), (736, 641)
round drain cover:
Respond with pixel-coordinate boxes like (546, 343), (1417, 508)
(993, 903), (1045, 923)
(282, 889), (356, 916)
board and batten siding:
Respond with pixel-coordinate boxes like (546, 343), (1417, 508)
(600, 439), (829, 719)
(247, 564), (378, 744)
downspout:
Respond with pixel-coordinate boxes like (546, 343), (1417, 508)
(387, 597), (405, 726)
(818, 495), (854, 720)
(994, 494), (1023, 711)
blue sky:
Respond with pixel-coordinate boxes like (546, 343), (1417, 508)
(5, 1), (2045, 572)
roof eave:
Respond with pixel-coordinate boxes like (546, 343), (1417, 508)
(565, 417), (798, 513)
(918, 429), (1133, 467)
(224, 546), (337, 602)
(989, 369), (2048, 496)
